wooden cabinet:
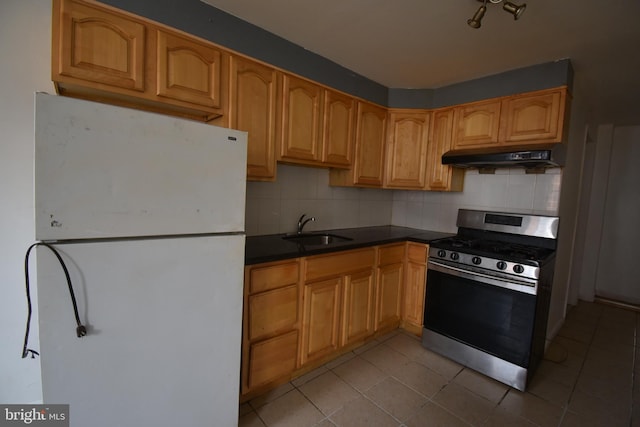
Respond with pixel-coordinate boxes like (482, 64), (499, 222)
(155, 30), (221, 108)
(427, 108), (464, 191)
(300, 277), (343, 365)
(228, 56), (279, 181)
(375, 244), (405, 332)
(500, 87), (568, 144)
(322, 90), (356, 167)
(278, 75), (355, 168)
(384, 110), (431, 189)
(341, 270), (376, 347)
(402, 242), (429, 336)
(242, 260), (300, 397)
(452, 87), (569, 151)
(329, 101), (387, 187)
(452, 99), (502, 149)
(279, 74), (324, 163)
(52, 0), (225, 121)
(301, 248), (376, 365)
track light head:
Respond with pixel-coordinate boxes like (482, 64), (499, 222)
(467, 5), (487, 28)
(502, 2), (527, 20)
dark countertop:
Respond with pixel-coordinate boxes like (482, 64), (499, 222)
(245, 225), (454, 265)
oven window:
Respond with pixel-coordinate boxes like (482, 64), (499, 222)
(424, 268), (536, 367)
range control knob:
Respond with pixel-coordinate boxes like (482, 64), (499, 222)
(450, 252), (460, 261)
(472, 257), (482, 265)
(437, 250), (447, 258)
(513, 264), (525, 274)
(496, 261), (507, 270)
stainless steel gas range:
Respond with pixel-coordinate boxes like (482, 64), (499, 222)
(422, 209), (559, 391)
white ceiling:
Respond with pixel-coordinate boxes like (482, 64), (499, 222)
(201, 0), (640, 126)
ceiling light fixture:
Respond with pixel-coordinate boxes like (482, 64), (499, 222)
(467, 0), (527, 29)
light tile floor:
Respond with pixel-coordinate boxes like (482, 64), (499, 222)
(239, 300), (639, 427)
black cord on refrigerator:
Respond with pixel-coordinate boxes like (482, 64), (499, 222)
(22, 242), (87, 359)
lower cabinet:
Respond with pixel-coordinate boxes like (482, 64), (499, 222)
(300, 277), (343, 365)
(402, 242), (429, 335)
(376, 243), (405, 331)
(242, 259), (300, 397)
(241, 242), (430, 400)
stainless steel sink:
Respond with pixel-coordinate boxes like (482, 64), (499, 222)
(282, 232), (352, 246)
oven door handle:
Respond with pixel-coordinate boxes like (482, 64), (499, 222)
(427, 260), (538, 295)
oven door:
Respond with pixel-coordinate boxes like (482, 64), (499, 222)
(424, 260), (537, 368)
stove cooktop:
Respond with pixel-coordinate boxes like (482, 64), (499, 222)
(429, 236), (556, 265)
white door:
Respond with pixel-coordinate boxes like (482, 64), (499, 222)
(595, 126), (640, 304)
(34, 93), (247, 240)
(37, 235), (244, 427)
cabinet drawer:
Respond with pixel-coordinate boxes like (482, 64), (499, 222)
(248, 285), (298, 341)
(378, 244), (405, 265)
(305, 248), (375, 281)
(247, 331), (298, 389)
(247, 260), (299, 294)
(407, 243), (428, 263)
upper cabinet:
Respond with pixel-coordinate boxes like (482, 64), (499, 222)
(427, 109), (464, 191)
(228, 56), (279, 181)
(500, 88), (568, 144)
(279, 75), (324, 164)
(322, 90), (356, 167)
(384, 110), (430, 189)
(452, 99), (502, 149)
(452, 87), (569, 150)
(52, 0), (225, 121)
(278, 74), (355, 169)
(155, 30), (221, 109)
(329, 101), (387, 187)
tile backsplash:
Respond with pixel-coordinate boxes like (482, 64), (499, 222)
(245, 164), (562, 236)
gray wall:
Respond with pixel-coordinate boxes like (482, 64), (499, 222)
(102, 0), (572, 107)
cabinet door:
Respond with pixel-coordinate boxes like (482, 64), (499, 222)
(229, 56), (278, 180)
(403, 243), (428, 333)
(427, 108), (464, 191)
(341, 270), (375, 347)
(156, 30), (221, 108)
(300, 278), (342, 365)
(385, 110), (430, 189)
(376, 262), (403, 331)
(452, 99), (501, 149)
(280, 75), (324, 163)
(245, 330), (298, 391)
(248, 285), (298, 341)
(501, 88), (567, 144)
(322, 90), (356, 167)
(54, 0), (146, 91)
(352, 101), (387, 186)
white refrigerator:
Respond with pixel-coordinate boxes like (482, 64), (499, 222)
(33, 93), (247, 427)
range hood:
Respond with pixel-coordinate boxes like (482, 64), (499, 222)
(442, 144), (566, 171)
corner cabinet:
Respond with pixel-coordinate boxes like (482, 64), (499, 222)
(375, 244), (405, 332)
(402, 242), (429, 336)
(329, 101), (387, 187)
(427, 109), (464, 191)
(52, 0), (225, 121)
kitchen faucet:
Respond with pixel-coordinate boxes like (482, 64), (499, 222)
(297, 214), (315, 234)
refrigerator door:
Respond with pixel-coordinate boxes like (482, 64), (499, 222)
(37, 235), (244, 427)
(34, 93), (247, 241)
